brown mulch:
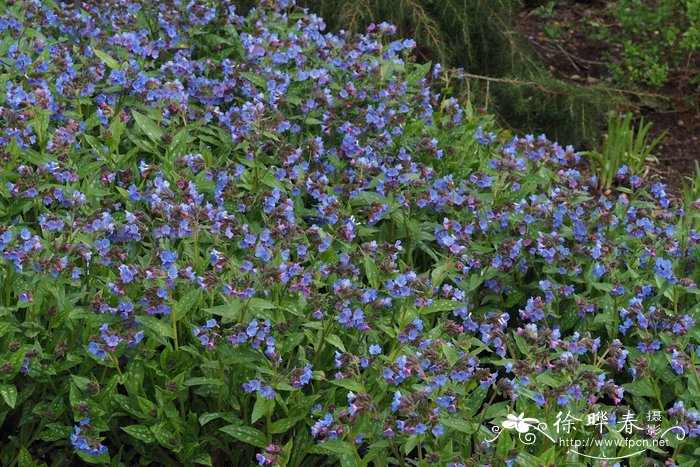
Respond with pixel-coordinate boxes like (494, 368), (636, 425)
(515, 0), (699, 197)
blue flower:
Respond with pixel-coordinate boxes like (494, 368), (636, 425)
(534, 394), (546, 407)
(260, 385), (276, 399)
(118, 264), (136, 284)
(88, 342), (106, 360)
(593, 262), (606, 278)
(160, 250), (177, 268)
(653, 257), (677, 283)
(391, 391), (402, 412)
(243, 379), (261, 393)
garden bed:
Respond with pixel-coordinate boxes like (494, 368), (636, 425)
(0, 1), (698, 466)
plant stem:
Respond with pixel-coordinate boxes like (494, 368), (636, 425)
(311, 319), (334, 369)
(193, 226), (200, 272)
(650, 376), (665, 411)
(108, 353), (123, 377)
(267, 410), (273, 443)
(349, 437), (363, 465)
(171, 292), (179, 351)
(417, 436), (424, 465)
(172, 316), (179, 351)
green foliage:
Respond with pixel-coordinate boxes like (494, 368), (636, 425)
(680, 161), (700, 229)
(603, 0), (700, 87)
(583, 112), (666, 191)
(0, 1), (698, 466)
(532, 0), (558, 18)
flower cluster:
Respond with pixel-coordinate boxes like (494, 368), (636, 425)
(70, 419), (108, 458)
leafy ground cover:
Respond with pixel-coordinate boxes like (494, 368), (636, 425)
(517, 0), (700, 197)
(0, 1), (698, 466)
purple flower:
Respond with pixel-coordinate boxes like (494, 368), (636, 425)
(18, 291), (32, 303)
(243, 379), (261, 393)
(291, 364), (313, 388)
(70, 418), (108, 457)
(118, 264), (136, 284)
(88, 342), (106, 360)
(391, 391), (402, 412)
(160, 250), (177, 268)
(260, 385), (276, 399)
(593, 263), (605, 278)
(654, 257), (677, 283)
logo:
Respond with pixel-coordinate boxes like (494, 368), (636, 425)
(487, 410), (687, 461)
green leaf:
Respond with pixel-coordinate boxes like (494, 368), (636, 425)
(441, 417), (476, 434)
(220, 424), (268, 449)
(249, 298), (276, 310)
(107, 117), (127, 153)
(37, 423), (73, 442)
(363, 254), (379, 289)
(496, 427), (512, 459)
(76, 450), (109, 464)
(131, 110), (164, 145)
(168, 127), (194, 159)
(407, 61), (431, 84)
(113, 395), (142, 417)
(484, 401), (509, 420)
(513, 333), (530, 354)
(150, 423), (177, 448)
(83, 134), (109, 156)
(536, 373), (561, 387)
(138, 315), (173, 339)
(515, 451), (541, 467)
(430, 259), (453, 290)
(467, 273), (484, 292)
(469, 243), (494, 254)
(92, 49), (121, 70)
(240, 71), (268, 89)
(423, 299), (465, 314)
(623, 377), (656, 398)
(559, 307), (580, 332)
(122, 425), (156, 443)
(442, 344), (461, 367)
(183, 377), (224, 387)
(325, 334), (346, 352)
(269, 417), (301, 434)
(251, 396), (275, 424)
(124, 358), (145, 397)
(591, 282), (613, 292)
(330, 378), (365, 393)
(198, 412), (237, 426)
(403, 435), (420, 455)
(190, 452), (213, 466)
(17, 447), (33, 467)
(309, 440), (355, 457)
(304, 117), (323, 125)
(205, 301), (242, 322)
(174, 289), (199, 320)
(0, 384), (17, 408)
(70, 375), (91, 391)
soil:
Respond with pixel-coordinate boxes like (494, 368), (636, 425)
(515, 0), (699, 198)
